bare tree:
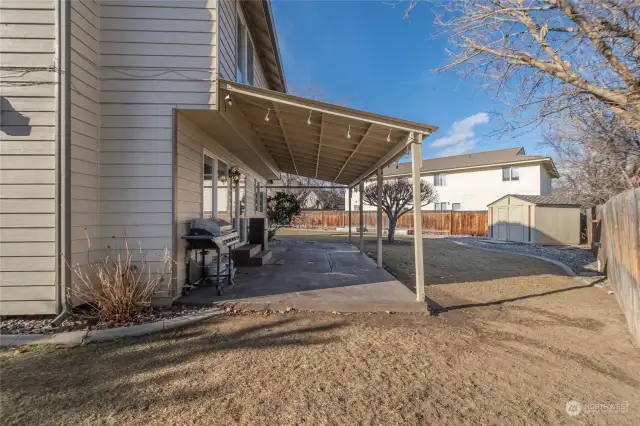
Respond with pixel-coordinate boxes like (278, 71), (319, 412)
(407, 0), (640, 131)
(544, 102), (640, 205)
(363, 178), (438, 242)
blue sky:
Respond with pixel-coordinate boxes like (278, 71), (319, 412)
(270, 0), (551, 160)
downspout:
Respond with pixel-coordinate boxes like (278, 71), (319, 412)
(52, 0), (72, 325)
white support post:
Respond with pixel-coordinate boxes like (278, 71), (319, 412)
(211, 160), (218, 218)
(376, 168), (383, 268)
(235, 180), (241, 234)
(359, 180), (364, 253)
(411, 133), (425, 302)
(348, 187), (352, 245)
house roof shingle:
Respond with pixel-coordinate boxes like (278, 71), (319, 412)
(384, 147), (557, 177)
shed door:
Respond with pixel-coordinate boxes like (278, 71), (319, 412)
(496, 207), (508, 241)
(508, 205), (525, 242)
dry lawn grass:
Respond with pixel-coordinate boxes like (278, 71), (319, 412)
(1, 230), (638, 425)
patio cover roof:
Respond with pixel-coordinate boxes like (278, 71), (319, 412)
(216, 80), (437, 187)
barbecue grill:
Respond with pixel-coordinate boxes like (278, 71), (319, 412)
(182, 218), (240, 295)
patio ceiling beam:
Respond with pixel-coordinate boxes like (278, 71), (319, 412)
(222, 81), (437, 134)
(272, 102), (298, 176)
(332, 124), (375, 184)
(315, 113), (324, 179)
(348, 132), (417, 188)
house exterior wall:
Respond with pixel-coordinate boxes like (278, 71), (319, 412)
(534, 206), (581, 245)
(0, 0), (58, 315)
(70, 0), (100, 271)
(348, 163), (547, 212)
(98, 0), (218, 298)
(540, 167), (553, 195)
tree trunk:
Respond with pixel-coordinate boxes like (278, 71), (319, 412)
(388, 218), (397, 242)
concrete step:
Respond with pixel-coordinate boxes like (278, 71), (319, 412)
(233, 244), (261, 262)
(246, 249), (272, 267)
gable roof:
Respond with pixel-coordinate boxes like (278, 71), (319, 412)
(384, 147), (558, 178)
(488, 194), (581, 206)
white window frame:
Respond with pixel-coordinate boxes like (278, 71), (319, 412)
(452, 203), (461, 211)
(434, 173), (446, 186)
(203, 148), (232, 220)
(236, 13), (255, 86)
(434, 202), (448, 211)
(502, 166), (520, 181)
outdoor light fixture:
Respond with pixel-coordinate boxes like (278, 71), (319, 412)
(307, 111), (312, 126)
(347, 125), (352, 139)
(229, 167), (241, 184)
(224, 94), (232, 106)
(387, 129), (392, 143)
(264, 108), (271, 122)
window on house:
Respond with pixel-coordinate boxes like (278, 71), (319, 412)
(236, 16), (254, 86)
(254, 181), (265, 213)
(434, 202), (448, 211)
(452, 203), (461, 211)
(502, 166), (520, 181)
(434, 173), (446, 186)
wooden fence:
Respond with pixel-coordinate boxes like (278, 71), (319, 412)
(292, 210), (488, 236)
(600, 188), (640, 345)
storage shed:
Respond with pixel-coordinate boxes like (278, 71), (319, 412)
(488, 195), (582, 246)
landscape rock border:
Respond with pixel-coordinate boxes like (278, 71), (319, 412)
(0, 309), (223, 348)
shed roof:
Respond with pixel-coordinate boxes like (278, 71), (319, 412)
(488, 194), (582, 206)
(384, 147), (558, 178)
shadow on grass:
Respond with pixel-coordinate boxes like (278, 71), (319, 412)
(0, 315), (345, 425)
(427, 278), (605, 314)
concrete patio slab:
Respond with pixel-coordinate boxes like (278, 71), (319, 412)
(179, 241), (426, 313)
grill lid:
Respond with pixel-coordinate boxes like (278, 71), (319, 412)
(189, 218), (233, 237)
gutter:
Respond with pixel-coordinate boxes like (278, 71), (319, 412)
(383, 158), (558, 179)
(53, 0), (72, 322)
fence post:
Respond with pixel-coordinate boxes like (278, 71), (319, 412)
(450, 210), (453, 235)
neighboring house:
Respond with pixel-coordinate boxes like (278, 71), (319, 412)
(0, 0), (437, 315)
(347, 147), (558, 212)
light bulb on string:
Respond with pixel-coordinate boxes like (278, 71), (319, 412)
(265, 108), (271, 122)
(387, 129), (392, 143)
(224, 94), (232, 106)
(347, 125), (352, 140)
(307, 111), (312, 126)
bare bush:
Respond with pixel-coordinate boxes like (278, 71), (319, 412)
(67, 236), (173, 326)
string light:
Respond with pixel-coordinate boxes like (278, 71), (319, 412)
(307, 111), (312, 126)
(387, 129), (392, 143)
(265, 108), (271, 122)
(224, 94), (232, 106)
(347, 125), (352, 139)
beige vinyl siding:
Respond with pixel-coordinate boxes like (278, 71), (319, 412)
(99, 0), (217, 298)
(218, 0), (236, 80)
(0, 0), (57, 315)
(70, 0), (100, 268)
(218, 0), (269, 90)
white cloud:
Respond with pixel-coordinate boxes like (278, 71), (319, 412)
(430, 113), (490, 158)
(436, 140), (476, 157)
